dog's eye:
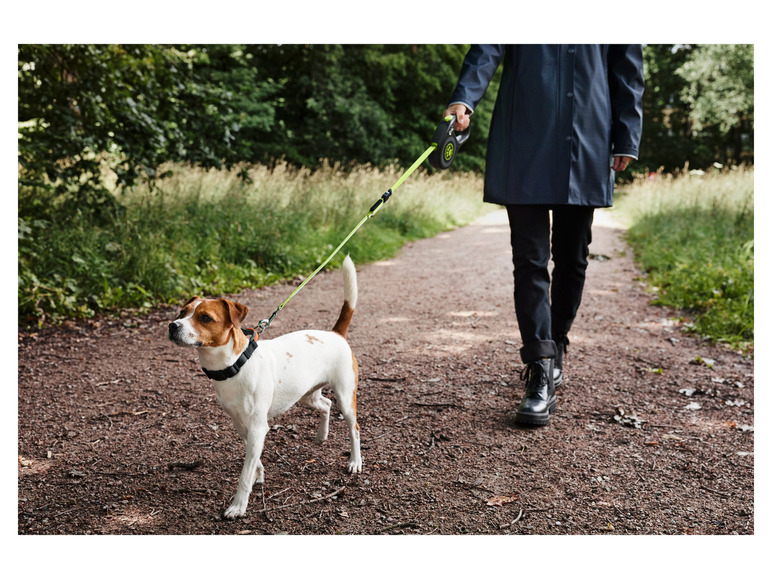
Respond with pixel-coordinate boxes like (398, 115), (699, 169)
(177, 310), (186, 319)
(200, 314), (214, 323)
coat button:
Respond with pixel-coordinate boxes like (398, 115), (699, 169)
(567, 92), (574, 98)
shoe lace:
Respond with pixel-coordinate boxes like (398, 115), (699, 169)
(520, 363), (544, 387)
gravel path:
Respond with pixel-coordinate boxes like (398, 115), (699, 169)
(18, 207), (754, 542)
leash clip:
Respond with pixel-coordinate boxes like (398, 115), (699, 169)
(256, 318), (271, 335)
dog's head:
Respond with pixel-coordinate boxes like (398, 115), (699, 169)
(168, 296), (249, 349)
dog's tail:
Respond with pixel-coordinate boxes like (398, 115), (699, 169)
(332, 256), (358, 339)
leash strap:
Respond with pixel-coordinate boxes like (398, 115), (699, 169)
(257, 144), (436, 334)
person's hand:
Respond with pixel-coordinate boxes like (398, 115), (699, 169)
(443, 104), (471, 131)
(612, 155), (634, 171)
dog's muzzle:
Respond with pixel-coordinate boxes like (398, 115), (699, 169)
(168, 320), (198, 347)
(168, 321), (183, 342)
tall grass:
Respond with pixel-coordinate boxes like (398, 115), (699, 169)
(19, 162), (489, 324)
(613, 167), (754, 350)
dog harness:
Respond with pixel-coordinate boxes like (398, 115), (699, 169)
(202, 328), (258, 381)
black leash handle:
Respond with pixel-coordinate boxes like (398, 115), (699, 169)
(428, 114), (471, 170)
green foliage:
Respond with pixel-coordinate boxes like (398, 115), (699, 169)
(241, 44), (493, 170)
(639, 44), (754, 174)
(640, 45), (694, 173)
(18, 162), (489, 325)
(18, 44), (252, 207)
(19, 43), (753, 195)
(17, 43), (756, 327)
(677, 44), (754, 163)
(616, 168), (753, 349)
(677, 45), (754, 134)
(18, 44), (496, 203)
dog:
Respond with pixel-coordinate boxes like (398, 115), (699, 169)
(168, 256), (362, 519)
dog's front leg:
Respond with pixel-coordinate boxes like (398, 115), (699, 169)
(224, 419), (268, 519)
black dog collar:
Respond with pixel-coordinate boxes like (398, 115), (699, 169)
(202, 328), (258, 381)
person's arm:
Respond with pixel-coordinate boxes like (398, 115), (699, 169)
(443, 45), (506, 131)
(608, 44), (645, 169)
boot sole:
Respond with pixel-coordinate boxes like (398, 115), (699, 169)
(514, 398), (557, 426)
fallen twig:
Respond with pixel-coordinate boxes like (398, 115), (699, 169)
(261, 485), (271, 522)
(498, 509), (525, 529)
(265, 487), (292, 502)
(95, 379), (123, 387)
(521, 505), (554, 513)
(167, 460), (202, 471)
(378, 521), (419, 533)
(411, 402), (463, 409)
(453, 479), (495, 494)
(173, 487), (210, 495)
(700, 485), (731, 498)
(371, 416), (409, 441)
(93, 471), (149, 477)
(254, 486), (345, 513)
(107, 409), (150, 417)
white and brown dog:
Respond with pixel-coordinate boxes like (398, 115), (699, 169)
(168, 256), (362, 519)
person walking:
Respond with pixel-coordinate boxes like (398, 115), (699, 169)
(444, 45), (644, 426)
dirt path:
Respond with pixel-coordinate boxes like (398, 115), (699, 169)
(18, 208), (754, 536)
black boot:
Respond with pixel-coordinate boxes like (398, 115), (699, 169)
(514, 358), (556, 426)
(554, 336), (569, 388)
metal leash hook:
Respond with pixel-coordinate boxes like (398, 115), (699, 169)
(257, 308), (280, 335)
(257, 318), (271, 335)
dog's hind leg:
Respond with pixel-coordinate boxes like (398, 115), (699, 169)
(300, 389), (332, 443)
(338, 396), (362, 473)
(333, 355), (362, 474)
(224, 418), (269, 519)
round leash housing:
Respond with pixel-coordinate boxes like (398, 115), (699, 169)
(428, 114), (471, 170)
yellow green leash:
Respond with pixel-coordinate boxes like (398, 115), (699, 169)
(256, 115), (469, 334)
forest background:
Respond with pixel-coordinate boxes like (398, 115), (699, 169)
(17, 44), (755, 346)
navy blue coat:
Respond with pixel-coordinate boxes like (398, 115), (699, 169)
(449, 45), (644, 207)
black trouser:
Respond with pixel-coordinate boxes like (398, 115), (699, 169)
(506, 205), (595, 363)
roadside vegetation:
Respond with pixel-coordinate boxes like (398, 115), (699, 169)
(18, 163), (488, 325)
(17, 45), (754, 341)
(614, 167), (754, 350)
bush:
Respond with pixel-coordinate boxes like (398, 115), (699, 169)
(19, 161), (489, 325)
(615, 167), (753, 349)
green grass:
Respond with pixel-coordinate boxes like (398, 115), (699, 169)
(19, 161), (490, 325)
(614, 167), (754, 350)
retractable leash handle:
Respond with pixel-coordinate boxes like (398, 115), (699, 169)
(428, 114), (471, 170)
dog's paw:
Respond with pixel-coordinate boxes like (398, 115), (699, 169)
(223, 501), (247, 519)
(347, 457), (363, 474)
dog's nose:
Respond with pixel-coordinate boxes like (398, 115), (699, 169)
(169, 321), (181, 334)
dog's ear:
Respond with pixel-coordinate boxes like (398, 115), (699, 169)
(183, 295), (201, 306)
(223, 299), (249, 327)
